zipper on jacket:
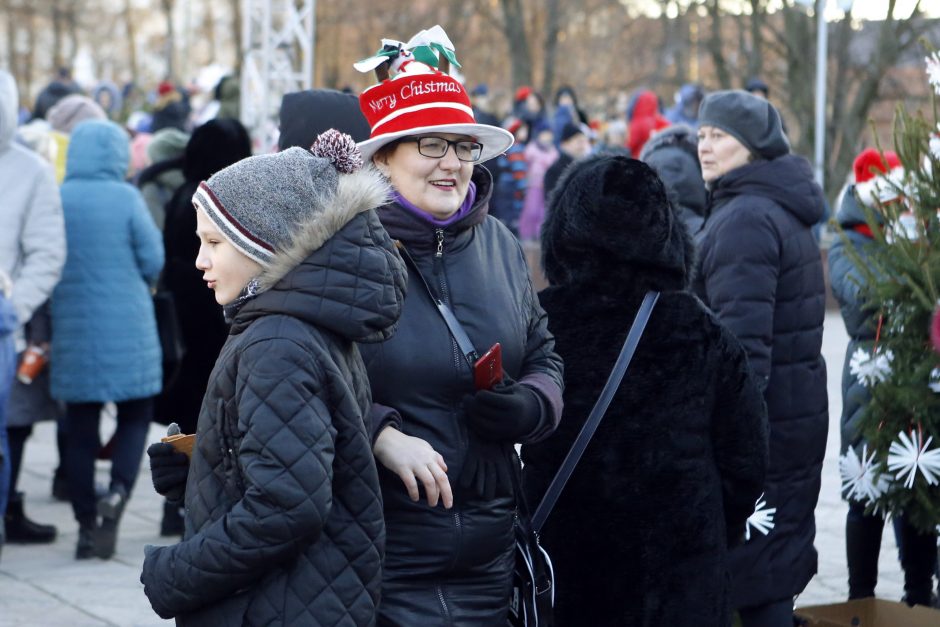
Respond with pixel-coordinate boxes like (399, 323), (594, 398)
(435, 583), (453, 626)
(435, 228), (444, 258)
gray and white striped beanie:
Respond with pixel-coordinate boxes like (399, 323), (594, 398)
(193, 131), (363, 265)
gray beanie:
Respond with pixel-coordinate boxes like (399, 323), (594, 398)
(193, 131), (363, 266)
(698, 90), (789, 160)
(47, 94), (107, 134)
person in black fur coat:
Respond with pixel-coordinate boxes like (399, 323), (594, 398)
(522, 154), (769, 627)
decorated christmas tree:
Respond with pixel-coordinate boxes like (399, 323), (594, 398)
(836, 48), (940, 532)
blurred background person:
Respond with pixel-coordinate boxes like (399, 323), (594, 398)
(829, 148), (937, 607)
(518, 120), (558, 241)
(640, 124), (707, 235)
(50, 119), (163, 560)
(543, 121), (591, 202)
(0, 70), (66, 546)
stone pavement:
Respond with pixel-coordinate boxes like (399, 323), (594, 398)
(0, 311), (918, 625)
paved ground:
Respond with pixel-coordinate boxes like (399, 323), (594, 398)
(0, 310), (922, 625)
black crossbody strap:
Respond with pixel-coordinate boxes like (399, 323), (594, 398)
(396, 242), (479, 367)
(531, 291), (659, 533)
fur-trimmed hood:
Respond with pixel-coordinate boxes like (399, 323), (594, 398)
(232, 165), (407, 343)
(541, 153), (695, 296)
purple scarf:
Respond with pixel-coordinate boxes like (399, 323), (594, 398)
(394, 181), (477, 228)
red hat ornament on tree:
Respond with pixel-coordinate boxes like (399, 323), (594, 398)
(853, 148), (904, 207)
(353, 25), (513, 164)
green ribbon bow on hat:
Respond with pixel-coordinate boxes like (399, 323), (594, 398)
(354, 25), (461, 76)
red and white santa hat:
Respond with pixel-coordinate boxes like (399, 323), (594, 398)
(355, 55), (512, 164)
(853, 148), (904, 206)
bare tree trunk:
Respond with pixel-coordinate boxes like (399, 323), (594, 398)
(23, 2), (35, 102)
(705, 0), (731, 89)
(52, 2), (64, 70)
(540, 0), (563, 99)
(161, 0), (176, 79)
(124, 0), (139, 81)
(205, 0), (217, 66)
(65, 1), (79, 66)
(3, 0), (16, 81)
(500, 0), (533, 89)
(231, 0), (243, 74)
(746, 0), (765, 83)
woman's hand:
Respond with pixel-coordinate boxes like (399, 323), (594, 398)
(373, 426), (453, 509)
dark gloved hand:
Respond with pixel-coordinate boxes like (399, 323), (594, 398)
(464, 379), (542, 442)
(458, 434), (513, 501)
(147, 442), (189, 503)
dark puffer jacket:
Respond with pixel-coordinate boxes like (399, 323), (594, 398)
(359, 167), (564, 625)
(140, 167), (407, 626)
(524, 155), (768, 627)
(693, 155), (828, 609)
(828, 186), (878, 457)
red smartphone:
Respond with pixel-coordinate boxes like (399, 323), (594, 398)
(474, 343), (503, 391)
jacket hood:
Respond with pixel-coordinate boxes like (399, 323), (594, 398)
(183, 118), (252, 182)
(65, 120), (130, 181)
(0, 70), (17, 151)
(631, 91), (660, 120)
(836, 183), (882, 228)
(232, 166), (407, 343)
(709, 154), (824, 226)
(278, 89), (371, 151)
(641, 142), (706, 217)
(542, 154), (695, 294)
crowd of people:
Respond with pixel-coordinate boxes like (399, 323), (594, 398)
(0, 23), (937, 627)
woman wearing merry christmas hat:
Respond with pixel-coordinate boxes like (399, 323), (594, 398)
(353, 27), (564, 624)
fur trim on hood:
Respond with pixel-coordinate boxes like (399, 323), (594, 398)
(256, 165), (391, 291)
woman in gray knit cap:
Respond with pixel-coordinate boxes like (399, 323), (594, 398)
(140, 131), (407, 625)
(693, 90), (828, 627)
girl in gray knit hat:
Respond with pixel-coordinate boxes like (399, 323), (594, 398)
(141, 130), (408, 625)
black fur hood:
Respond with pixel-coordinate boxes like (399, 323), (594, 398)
(541, 154), (695, 294)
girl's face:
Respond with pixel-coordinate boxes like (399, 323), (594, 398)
(194, 207), (263, 305)
(374, 133), (475, 220)
(697, 125), (752, 183)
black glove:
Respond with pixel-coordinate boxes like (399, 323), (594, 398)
(147, 442), (189, 503)
(464, 380), (542, 442)
(458, 434), (513, 501)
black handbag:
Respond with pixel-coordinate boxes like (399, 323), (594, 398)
(507, 290), (659, 627)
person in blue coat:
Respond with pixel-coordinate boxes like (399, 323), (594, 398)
(50, 119), (164, 560)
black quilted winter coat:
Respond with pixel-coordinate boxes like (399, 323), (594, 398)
(140, 167), (407, 626)
(693, 155), (828, 609)
(359, 167), (564, 625)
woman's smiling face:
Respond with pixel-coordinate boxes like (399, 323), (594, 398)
(374, 133), (475, 220)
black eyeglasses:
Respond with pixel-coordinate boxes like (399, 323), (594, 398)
(404, 137), (484, 163)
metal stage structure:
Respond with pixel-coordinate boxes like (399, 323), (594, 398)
(240, 0), (315, 153)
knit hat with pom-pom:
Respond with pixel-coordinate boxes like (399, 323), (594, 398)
(193, 129), (365, 266)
